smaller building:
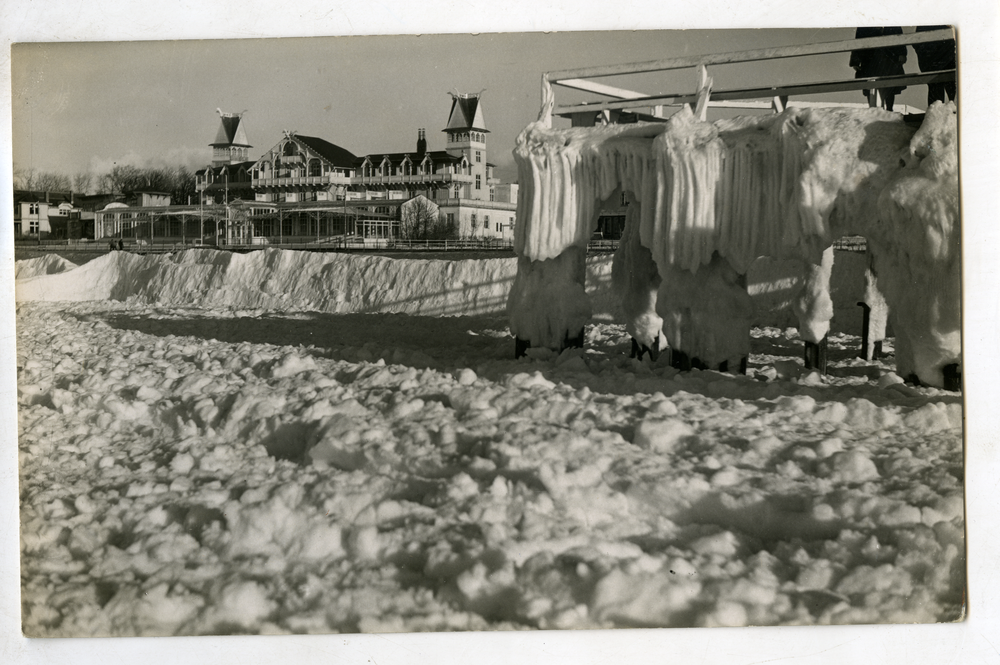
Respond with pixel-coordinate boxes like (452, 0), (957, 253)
(13, 190), (80, 239)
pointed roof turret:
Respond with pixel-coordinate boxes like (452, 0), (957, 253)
(211, 109), (251, 148)
(444, 92), (488, 133)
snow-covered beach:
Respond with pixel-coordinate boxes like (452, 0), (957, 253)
(15, 248), (964, 636)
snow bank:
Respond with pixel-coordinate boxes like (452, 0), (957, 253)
(15, 248), (620, 320)
(14, 254), (78, 280)
(13, 246), (896, 353)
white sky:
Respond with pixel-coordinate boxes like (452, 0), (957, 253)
(3, 2), (1000, 665)
(9, 28), (948, 183)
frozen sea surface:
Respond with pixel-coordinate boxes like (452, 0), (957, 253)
(15, 250), (964, 636)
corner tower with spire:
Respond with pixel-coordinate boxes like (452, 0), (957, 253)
(443, 92), (490, 201)
(211, 109), (252, 166)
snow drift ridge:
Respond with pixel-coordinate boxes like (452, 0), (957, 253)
(14, 248), (620, 319)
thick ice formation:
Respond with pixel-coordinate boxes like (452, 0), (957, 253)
(860, 252), (890, 358)
(515, 106), (915, 273)
(611, 198), (665, 352)
(871, 102), (962, 386)
(657, 253), (754, 368)
(514, 121), (664, 262)
(792, 248), (836, 344)
(507, 247), (592, 349)
(511, 103), (960, 385)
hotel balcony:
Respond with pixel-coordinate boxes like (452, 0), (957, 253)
(252, 173), (353, 188)
(352, 173), (474, 188)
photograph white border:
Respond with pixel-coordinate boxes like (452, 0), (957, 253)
(2, 1), (997, 663)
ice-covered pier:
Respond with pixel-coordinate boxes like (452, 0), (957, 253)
(507, 31), (960, 388)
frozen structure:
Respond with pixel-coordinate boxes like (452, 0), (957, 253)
(507, 102), (960, 388)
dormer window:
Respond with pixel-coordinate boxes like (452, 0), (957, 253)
(283, 142), (297, 156)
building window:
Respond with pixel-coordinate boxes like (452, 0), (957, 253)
(29, 203), (38, 215)
(485, 215), (490, 229)
(29, 220), (39, 234)
(283, 142), (297, 156)
(490, 188), (495, 202)
(496, 221), (502, 233)
(475, 151), (481, 163)
(475, 175), (481, 190)
(309, 159), (321, 177)
(447, 213), (455, 227)
(471, 213), (477, 228)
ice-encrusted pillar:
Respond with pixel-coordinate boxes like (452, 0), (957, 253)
(869, 102), (961, 388)
(508, 117), (669, 358)
(857, 250), (889, 361)
(792, 246), (835, 373)
(612, 194), (666, 360)
(656, 252), (754, 373)
(508, 246), (590, 356)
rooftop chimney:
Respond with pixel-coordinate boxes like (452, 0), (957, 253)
(417, 128), (427, 155)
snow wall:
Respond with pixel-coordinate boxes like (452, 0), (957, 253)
(14, 249), (615, 320)
(510, 102), (960, 387)
(17, 246), (873, 334)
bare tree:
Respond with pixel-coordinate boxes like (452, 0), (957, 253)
(13, 165), (36, 190)
(98, 164), (143, 196)
(13, 165), (71, 192)
(73, 171), (93, 195)
(94, 164), (197, 202)
(172, 166), (197, 204)
(400, 196), (440, 240)
(16, 167), (71, 192)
